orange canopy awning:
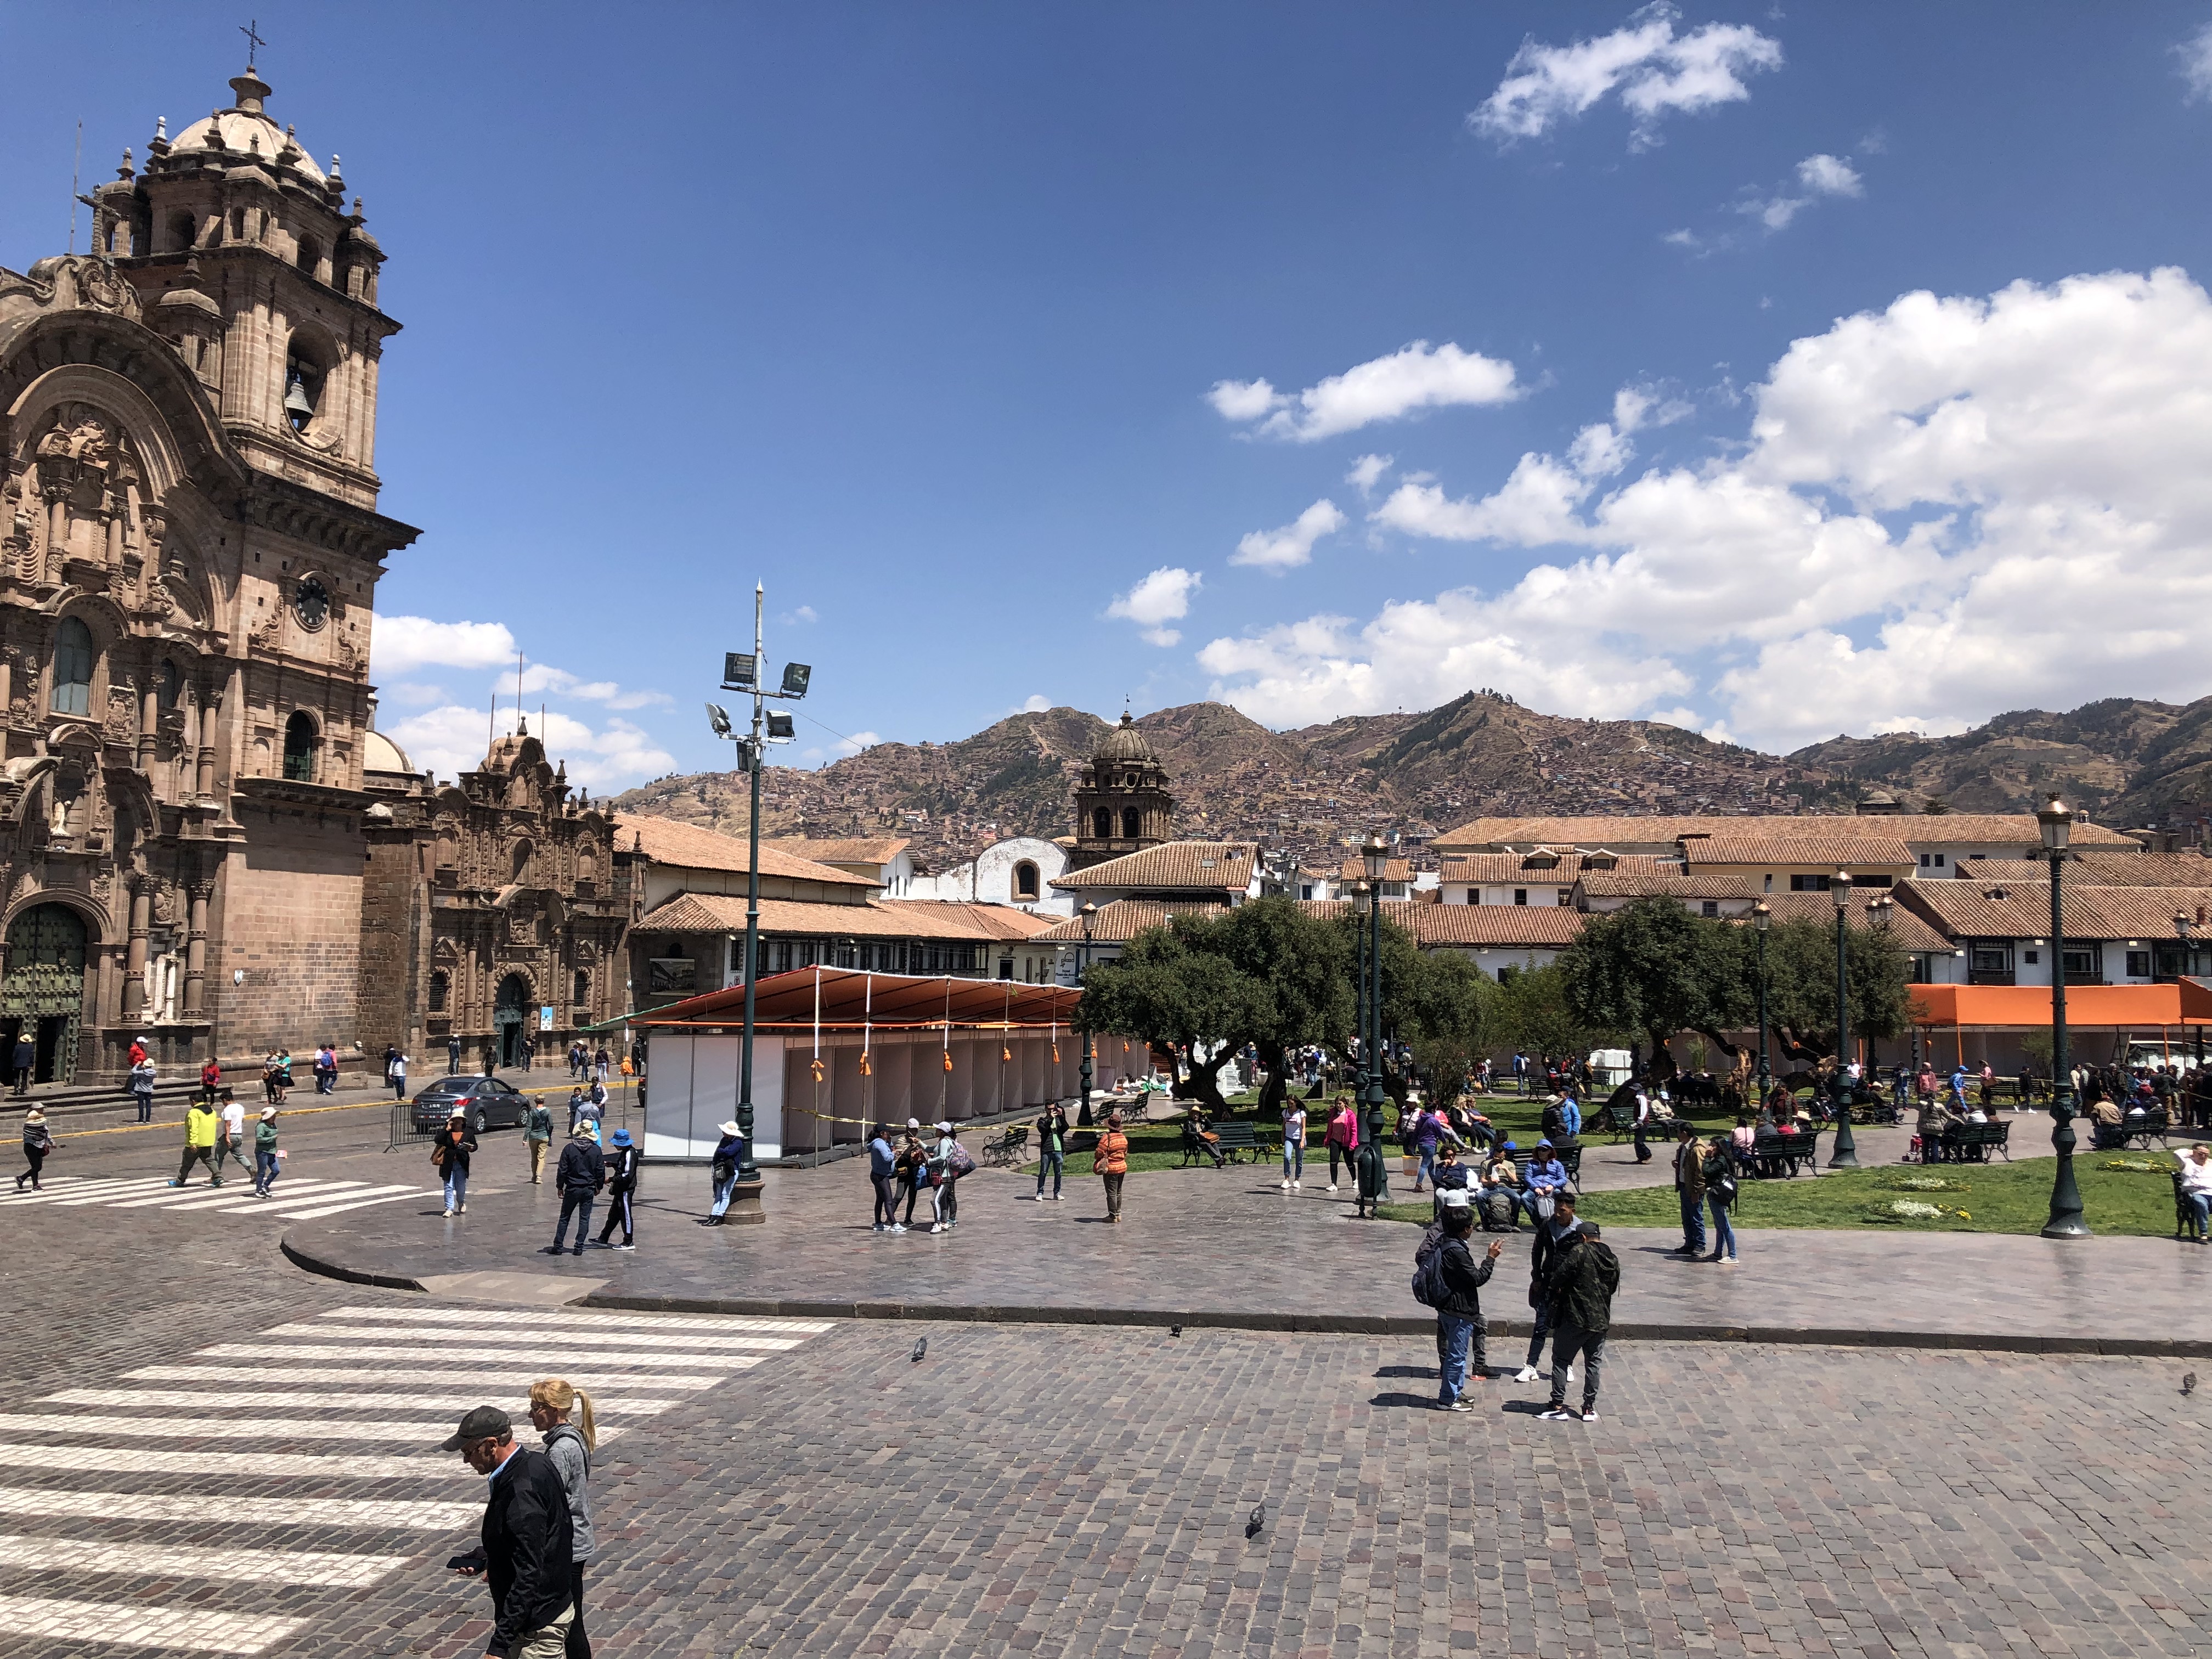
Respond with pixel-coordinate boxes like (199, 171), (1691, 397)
(635, 966), (1081, 1033)
(1910, 982), (2209, 1028)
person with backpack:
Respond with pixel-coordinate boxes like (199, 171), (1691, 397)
(593, 1128), (640, 1250)
(1537, 1221), (1621, 1423)
(529, 1378), (597, 1659)
(128, 1054), (157, 1123)
(928, 1119), (972, 1234)
(432, 1110), (477, 1217)
(706, 1119), (745, 1225)
(1414, 1189), (1506, 1410)
(1096, 1110), (1130, 1222)
(1702, 1135), (1740, 1264)
(1514, 1192), (1589, 1383)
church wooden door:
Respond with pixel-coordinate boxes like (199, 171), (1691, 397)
(2, 904), (87, 1086)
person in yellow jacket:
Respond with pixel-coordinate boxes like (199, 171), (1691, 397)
(171, 1092), (224, 1187)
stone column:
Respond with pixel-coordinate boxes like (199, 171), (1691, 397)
(122, 879), (151, 1020)
(195, 690), (218, 798)
(137, 668), (157, 770)
(184, 882), (210, 1017)
(105, 507), (124, 567)
(43, 484), (68, 565)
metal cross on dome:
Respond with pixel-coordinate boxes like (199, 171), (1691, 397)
(240, 19), (264, 69)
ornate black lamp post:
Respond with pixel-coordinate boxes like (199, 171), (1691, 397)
(1753, 900), (1772, 1104)
(1076, 901), (1097, 1127)
(2179, 913), (2205, 1079)
(1828, 870), (1859, 1168)
(1360, 834), (1391, 1197)
(2040, 797), (2090, 1238)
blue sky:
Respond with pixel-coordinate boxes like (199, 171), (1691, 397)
(8, 3), (2212, 786)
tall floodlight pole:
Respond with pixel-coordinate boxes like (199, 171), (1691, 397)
(706, 588), (812, 1190)
(2040, 797), (2089, 1238)
(1828, 871), (1859, 1169)
(1361, 833), (1390, 1199)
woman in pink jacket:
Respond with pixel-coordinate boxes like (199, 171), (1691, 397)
(1323, 1094), (1360, 1192)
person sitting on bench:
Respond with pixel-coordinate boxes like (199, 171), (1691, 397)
(1182, 1105), (1226, 1168)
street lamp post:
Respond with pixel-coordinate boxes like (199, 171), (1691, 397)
(2040, 797), (2090, 1238)
(1077, 901), (1097, 1127)
(1828, 871), (1859, 1169)
(2178, 913), (2205, 1079)
(706, 587), (811, 1191)
(1361, 833), (1391, 1198)
(1753, 901), (1772, 1105)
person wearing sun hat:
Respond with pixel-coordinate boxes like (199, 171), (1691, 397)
(705, 1119), (744, 1224)
(594, 1128), (641, 1251)
(252, 1105), (283, 1198)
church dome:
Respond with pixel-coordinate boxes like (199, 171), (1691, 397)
(363, 727), (418, 777)
(170, 69), (328, 185)
(1094, 712), (1158, 766)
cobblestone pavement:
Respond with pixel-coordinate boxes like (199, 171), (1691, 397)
(7, 1166), (2212, 1657)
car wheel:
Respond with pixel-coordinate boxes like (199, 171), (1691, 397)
(473, 1109), (489, 1135)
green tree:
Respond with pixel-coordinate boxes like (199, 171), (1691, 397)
(1556, 898), (1748, 1061)
(1759, 915), (1914, 1066)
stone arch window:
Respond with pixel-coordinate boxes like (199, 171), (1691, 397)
(1092, 807), (1111, 840)
(283, 333), (334, 434)
(573, 969), (590, 1007)
(156, 659), (182, 713)
(168, 211), (198, 252)
(435, 828), (459, 868)
(295, 233), (323, 276)
(50, 618), (93, 716)
(575, 841), (597, 888)
(511, 841), (533, 884)
(1013, 860), (1040, 901)
(282, 711), (319, 782)
(427, 970), (449, 1013)
(1121, 808), (1142, 839)
(230, 207), (247, 243)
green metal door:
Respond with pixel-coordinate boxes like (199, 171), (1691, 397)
(3, 905), (86, 1084)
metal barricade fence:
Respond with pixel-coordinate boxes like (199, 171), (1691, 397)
(387, 1100), (441, 1153)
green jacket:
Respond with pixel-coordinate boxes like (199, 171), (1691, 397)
(255, 1120), (278, 1153)
(524, 1105), (554, 1142)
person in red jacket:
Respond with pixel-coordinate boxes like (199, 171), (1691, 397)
(199, 1054), (223, 1108)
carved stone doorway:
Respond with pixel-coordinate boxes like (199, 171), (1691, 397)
(2, 905), (88, 1086)
(494, 973), (530, 1068)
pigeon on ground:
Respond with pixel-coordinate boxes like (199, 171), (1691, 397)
(1171, 1324), (1183, 1338)
(911, 1337), (927, 1363)
(1246, 1503), (1266, 1538)
(2184, 1371), (2197, 1397)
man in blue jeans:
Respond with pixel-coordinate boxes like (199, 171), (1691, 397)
(1670, 1121), (1707, 1256)
(1429, 1194), (1505, 1410)
(543, 1125), (605, 1257)
(1034, 1103), (1069, 1201)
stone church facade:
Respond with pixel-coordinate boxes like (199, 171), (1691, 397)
(1066, 713), (1175, 871)
(0, 61), (414, 1082)
(358, 722), (628, 1070)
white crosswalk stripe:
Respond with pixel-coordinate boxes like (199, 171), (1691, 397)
(7, 1299), (828, 1650)
(7, 1173), (431, 1219)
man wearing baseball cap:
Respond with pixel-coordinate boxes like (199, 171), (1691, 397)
(443, 1406), (575, 1657)
(594, 1127), (641, 1251)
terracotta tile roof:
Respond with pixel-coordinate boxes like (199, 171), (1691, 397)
(1291, 899), (1584, 947)
(1897, 877), (2212, 943)
(1050, 841), (1258, 893)
(1681, 833), (1914, 868)
(762, 836), (911, 866)
(1336, 856), (1417, 882)
(615, 814), (878, 887)
(1960, 851), (2212, 887)
(1576, 869), (1763, 899)
(1434, 812), (2139, 853)
(1032, 898), (1231, 944)
(880, 900), (1059, 940)
(637, 893), (1017, 940)
(1747, 891), (1954, 953)
(1442, 851), (1663, 883)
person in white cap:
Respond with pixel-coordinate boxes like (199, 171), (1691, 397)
(706, 1119), (744, 1223)
(928, 1120), (963, 1234)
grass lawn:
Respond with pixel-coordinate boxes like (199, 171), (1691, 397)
(1381, 1155), (2190, 1238)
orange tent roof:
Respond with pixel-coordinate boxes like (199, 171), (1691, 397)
(635, 966), (1080, 1033)
(1909, 982), (2209, 1028)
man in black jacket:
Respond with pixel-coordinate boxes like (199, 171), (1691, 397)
(445, 1405), (574, 1658)
(1538, 1222), (1621, 1424)
(544, 1127), (606, 1257)
(1430, 1192), (1505, 1411)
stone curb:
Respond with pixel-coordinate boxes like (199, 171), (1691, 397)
(279, 1231), (2212, 1358)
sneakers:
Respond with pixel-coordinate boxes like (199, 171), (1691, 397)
(1579, 1408), (1600, 1422)
(1514, 1365), (1542, 1383)
(930, 1223), (945, 1234)
(1438, 1400), (1475, 1413)
(458, 1204), (466, 1214)
(569, 1246), (584, 1257)
(873, 1223), (887, 1232)
(442, 1209), (455, 1218)
(613, 1243), (636, 1251)
(540, 1244), (563, 1254)
(1291, 1180), (1302, 1190)
(1280, 1180), (1291, 1191)
(1327, 1183), (1339, 1193)
(1537, 1406), (1577, 1421)
(891, 1223), (907, 1233)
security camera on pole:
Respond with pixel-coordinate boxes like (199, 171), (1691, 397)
(703, 583), (812, 1218)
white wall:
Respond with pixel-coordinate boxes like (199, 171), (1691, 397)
(910, 835), (1073, 916)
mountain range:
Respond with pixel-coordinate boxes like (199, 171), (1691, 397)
(608, 691), (2212, 872)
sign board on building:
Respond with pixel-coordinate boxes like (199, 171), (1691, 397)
(539, 1005), (555, 1031)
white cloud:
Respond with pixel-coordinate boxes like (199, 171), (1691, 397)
(1471, 3), (1783, 150)
(1231, 499), (1348, 573)
(1613, 384), (1692, 432)
(1737, 151), (1866, 233)
(2178, 21), (2212, 100)
(383, 705), (676, 792)
(496, 661), (673, 713)
(833, 730), (881, 757)
(1346, 453), (1394, 495)
(1106, 566), (1201, 647)
(369, 615), (515, 680)
(781, 605), (818, 625)
(381, 681), (448, 708)
(1210, 341), (1519, 442)
(1206, 268), (2212, 751)
(1019, 693), (1052, 713)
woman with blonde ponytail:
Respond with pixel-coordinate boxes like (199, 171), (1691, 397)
(529, 1378), (597, 1658)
